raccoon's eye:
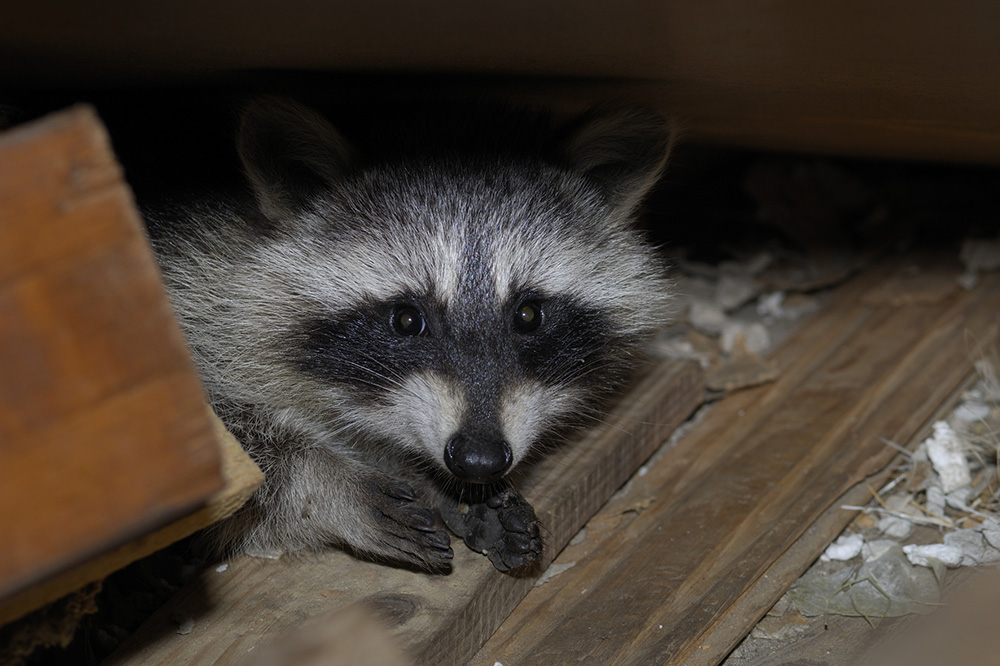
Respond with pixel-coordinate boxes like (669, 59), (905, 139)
(391, 306), (426, 336)
(513, 301), (543, 334)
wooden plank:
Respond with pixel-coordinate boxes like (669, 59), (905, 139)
(3, 2), (1000, 162)
(714, 370), (981, 666)
(476, 258), (1000, 665)
(0, 107), (223, 610)
(0, 413), (262, 626)
(105, 357), (703, 666)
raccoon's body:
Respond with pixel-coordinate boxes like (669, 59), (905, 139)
(144, 98), (674, 572)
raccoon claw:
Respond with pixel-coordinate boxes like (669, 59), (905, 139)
(440, 488), (542, 573)
(383, 479), (418, 502)
(368, 478), (453, 570)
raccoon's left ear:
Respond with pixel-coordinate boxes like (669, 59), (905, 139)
(237, 97), (353, 220)
(560, 107), (677, 212)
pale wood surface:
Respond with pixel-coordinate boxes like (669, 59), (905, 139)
(104, 358), (703, 666)
(0, 107), (223, 614)
(3, 2), (1000, 162)
(477, 258), (999, 665)
(238, 606), (412, 666)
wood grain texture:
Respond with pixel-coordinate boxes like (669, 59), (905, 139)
(0, 107), (223, 610)
(712, 371), (980, 666)
(3, 2), (1000, 162)
(477, 258), (1000, 665)
(104, 358), (703, 666)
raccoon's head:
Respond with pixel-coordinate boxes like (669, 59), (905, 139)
(235, 98), (674, 485)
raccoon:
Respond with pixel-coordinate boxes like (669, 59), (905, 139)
(143, 97), (674, 572)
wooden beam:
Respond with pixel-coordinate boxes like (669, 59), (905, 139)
(3, 2), (999, 162)
(0, 107), (224, 616)
(477, 257), (999, 664)
(104, 357), (703, 666)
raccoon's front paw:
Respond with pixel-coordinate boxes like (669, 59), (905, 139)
(364, 477), (454, 571)
(440, 489), (542, 573)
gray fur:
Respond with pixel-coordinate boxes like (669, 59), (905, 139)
(145, 97), (675, 571)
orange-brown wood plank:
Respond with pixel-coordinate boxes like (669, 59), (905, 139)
(0, 413), (262, 626)
(0, 107), (223, 612)
(105, 358), (703, 666)
(477, 258), (999, 665)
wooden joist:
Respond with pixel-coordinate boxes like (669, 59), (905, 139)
(4, 3), (1000, 162)
(0, 107), (228, 622)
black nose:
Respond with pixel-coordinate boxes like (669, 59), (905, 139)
(444, 434), (513, 483)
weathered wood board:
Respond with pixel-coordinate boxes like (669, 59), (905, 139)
(105, 358), (703, 666)
(477, 258), (999, 665)
(713, 371), (981, 666)
(0, 107), (223, 617)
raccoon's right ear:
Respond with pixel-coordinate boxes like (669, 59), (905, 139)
(237, 97), (353, 220)
(560, 107), (677, 213)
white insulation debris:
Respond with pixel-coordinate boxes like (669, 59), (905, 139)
(943, 528), (1000, 566)
(720, 321), (770, 355)
(876, 494), (917, 539)
(960, 235), (1000, 272)
(902, 543), (965, 568)
(175, 616), (195, 635)
(715, 273), (760, 311)
(821, 533), (864, 561)
(688, 300), (727, 336)
(924, 485), (947, 521)
(786, 368), (1000, 626)
(953, 400), (990, 422)
(924, 420), (972, 494)
(535, 561), (576, 587)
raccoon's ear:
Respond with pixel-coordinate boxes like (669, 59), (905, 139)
(560, 107), (676, 212)
(237, 97), (353, 220)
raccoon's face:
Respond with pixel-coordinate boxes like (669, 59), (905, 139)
(292, 203), (628, 483)
(236, 98), (674, 484)
(299, 285), (604, 484)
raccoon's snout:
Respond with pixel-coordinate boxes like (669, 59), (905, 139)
(444, 434), (513, 484)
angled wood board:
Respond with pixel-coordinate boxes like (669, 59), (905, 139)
(0, 107), (224, 620)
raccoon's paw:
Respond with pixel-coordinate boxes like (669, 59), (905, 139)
(364, 477), (454, 571)
(440, 489), (542, 573)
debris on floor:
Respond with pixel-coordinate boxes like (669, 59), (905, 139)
(789, 541), (942, 620)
